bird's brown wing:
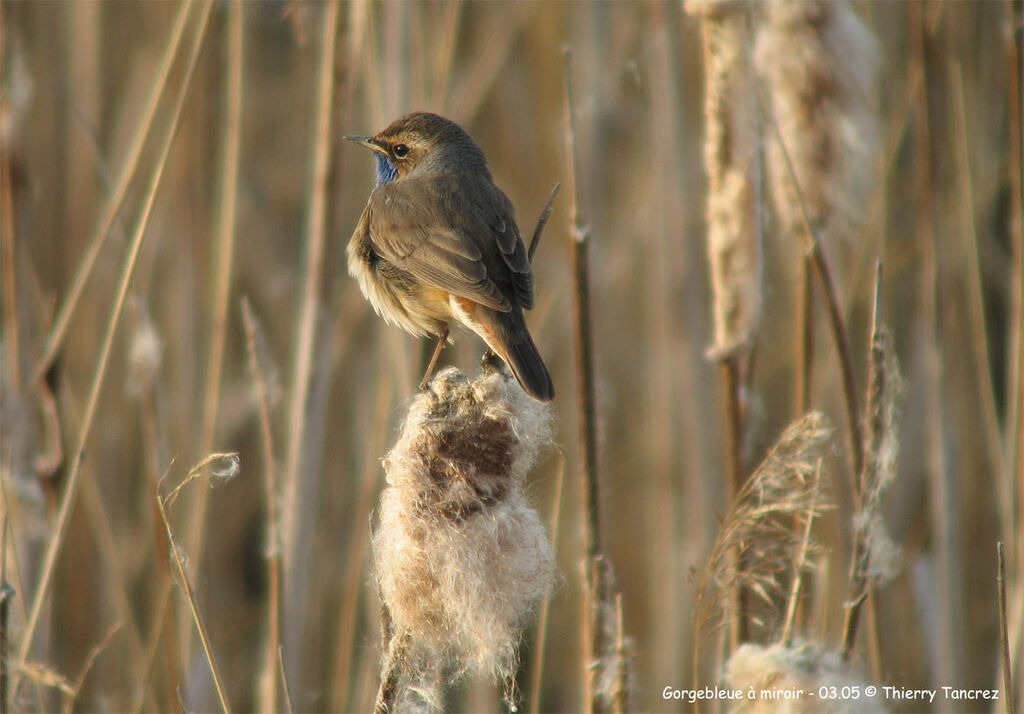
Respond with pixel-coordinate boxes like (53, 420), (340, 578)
(472, 180), (534, 310)
(367, 174), (531, 313)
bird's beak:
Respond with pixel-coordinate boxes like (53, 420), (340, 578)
(343, 135), (388, 155)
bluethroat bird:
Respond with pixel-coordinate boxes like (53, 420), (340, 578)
(345, 112), (554, 401)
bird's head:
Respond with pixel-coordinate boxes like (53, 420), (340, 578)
(345, 112), (488, 185)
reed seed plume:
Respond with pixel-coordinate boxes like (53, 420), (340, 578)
(695, 413), (833, 638)
(842, 314), (903, 657)
(853, 327), (902, 585)
(688, 0), (763, 360)
(589, 562), (634, 713)
(754, 0), (880, 244)
(723, 642), (885, 713)
(372, 368), (557, 712)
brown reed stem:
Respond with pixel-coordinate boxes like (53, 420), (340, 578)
(12, 3), (214, 697)
(330, 377), (392, 711)
(1, 516), (10, 714)
(564, 46), (604, 713)
(909, 1), (959, 686)
(242, 298), (283, 714)
(1007, 0), (1024, 570)
(529, 458), (565, 714)
(1, 121), (18, 395)
(999, 542), (1016, 714)
(721, 357), (749, 646)
(281, 0), (339, 600)
(529, 183), (561, 264)
(278, 647), (294, 714)
(187, 0), (245, 568)
(796, 257), (814, 415)
(156, 467), (232, 714)
(563, 48), (600, 565)
(951, 59), (1009, 511)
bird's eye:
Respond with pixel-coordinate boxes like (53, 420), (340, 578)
(392, 143), (410, 159)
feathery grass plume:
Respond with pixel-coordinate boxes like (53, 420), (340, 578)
(688, 0), (763, 360)
(723, 642), (885, 713)
(842, 319), (903, 656)
(587, 559), (634, 713)
(695, 413), (833, 639)
(372, 367), (557, 712)
(754, 0), (880, 244)
(856, 325), (902, 580)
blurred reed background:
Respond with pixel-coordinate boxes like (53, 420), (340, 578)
(0, 0), (1021, 712)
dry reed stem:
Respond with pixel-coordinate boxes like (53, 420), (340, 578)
(999, 542), (1016, 714)
(952, 59), (1013, 546)
(564, 45), (610, 714)
(1, 125), (18, 394)
(30, 0), (193, 383)
(528, 457), (565, 714)
(281, 0), (339, 601)
(1007, 0), (1024, 575)
(11, 3), (214, 697)
(60, 621), (122, 714)
(330, 376), (394, 711)
(0, 519), (10, 714)
(242, 298), (283, 714)
(156, 455), (238, 714)
(908, 2), (960, 687)
(529, 183), (561, 265)
(186, 0), (245, 572)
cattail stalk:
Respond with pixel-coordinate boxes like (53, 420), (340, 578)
(242, 299), (283, 714)
(186, 0), (245, 570)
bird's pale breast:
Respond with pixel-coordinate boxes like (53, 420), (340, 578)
(347, 226), (453, 339)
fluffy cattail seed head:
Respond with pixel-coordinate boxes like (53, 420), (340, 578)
(724, 642), (885, 713)
(373, 368), (556, 710)
(755, 0), (880, 245)
(688, 0), (764, 360)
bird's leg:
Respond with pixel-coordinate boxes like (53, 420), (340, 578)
(419, 325), (449, 390)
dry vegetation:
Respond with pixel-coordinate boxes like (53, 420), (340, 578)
(0, 1), (1021, 712)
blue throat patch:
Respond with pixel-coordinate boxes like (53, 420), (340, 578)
(375, 153), (397, 185)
